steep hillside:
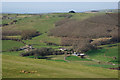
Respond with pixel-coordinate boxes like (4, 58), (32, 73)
(49, 13), (118, 38)
(48, 13), (119, 50)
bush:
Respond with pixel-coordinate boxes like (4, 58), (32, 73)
(69, 10), (75, 13)
(2, 30), (21, 36)
(20, 48), (55, 59)
(76, 43), (96, 53)
(2, 29), (40, 40)
(21, 29), (40, 40)
(110, 32), (120, 42)
(2, 23), (9, 26)
(61, 37), (80, 46)
(44, 41), (58, 46)
(73, 39), (96, 53)
(91, 38), (111, 46)
(9, 47), (20, 52)
(53, 51), (64, 55)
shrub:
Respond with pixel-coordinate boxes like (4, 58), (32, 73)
(21, 29), (40, 40)
(91, 38), (111, 46)
(110, 31), (120, 42)
(2, 29), (40, 40)
(2, 30), (21, 36)
(73, 39), (96, 53)
(61, 37), (80, 46)
(76, 43), (96, 53)
(2, 23), (9, 26)
(53, 50), (64, 55)
(20, 48), (55, 59)
(9, 47), (20, 52)
(45, 42), (58, 46)
(69, 10), (75, 13)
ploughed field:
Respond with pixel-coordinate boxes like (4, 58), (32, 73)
(1, 12), (119, 78)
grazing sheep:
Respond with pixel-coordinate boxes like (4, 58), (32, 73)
(20, 70), (26, 73)
(25, 72), (29, 74)
(20, 70), (37, 74)
(98, 61), (101, 64)
(113, 56), (117, 60)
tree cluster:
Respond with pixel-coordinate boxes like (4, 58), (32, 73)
(20, 48), (54, 59)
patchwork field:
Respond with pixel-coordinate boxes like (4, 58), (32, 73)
(2, 43), (119, 78)
(1, 12), (119, 78)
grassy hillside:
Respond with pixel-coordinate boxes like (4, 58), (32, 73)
(2, 13), (97, 48)
(2, 13), (119, 78)
(23, 33), (61, 48)
(2, 54), (118, 78)
(0, 54), (1, 79)
(86, 43), (119, 63)
(2, 40), (24, 51)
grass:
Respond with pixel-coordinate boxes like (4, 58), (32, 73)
(46, 54), (119, 68)
(26, 56), (43, 59)
(48, 59), (67, 62)
(2, 13), (119, 78)
(46, 55), (65, 61)
(2, 14), (63, 48)
(2, 40), (24, 51)
(24, 33), (61, 47)
(86, 43), (119, 63)
(0, 54), (1, 79)
(85, 63), (118, 68)
(2, 51), (24, 56)
(5, 35), (21, 39)
(2, 13), (96, 48)
(26, 55), (67, 62)
(2, 54), (118, 78)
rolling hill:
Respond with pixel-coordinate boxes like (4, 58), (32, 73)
(1, 12), (119, 78)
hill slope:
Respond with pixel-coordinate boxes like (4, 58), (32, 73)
(2, 54), (118, 78)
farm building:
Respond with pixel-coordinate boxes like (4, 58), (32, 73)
(59, 48), (66, 51)
(72, 52), (85, 58)
(20, 45), (34, 52)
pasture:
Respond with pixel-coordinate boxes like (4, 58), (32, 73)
(2, 40), (24, 51)
(86, 43), (119, 63)
(2, 55), (118, 78)
(1, 13), (119, 78)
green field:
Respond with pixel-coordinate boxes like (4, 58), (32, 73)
(86, 43), (119, 63)
(5, 35), (21, 39)
(2, 40), (24, 51)
(2, 55), (118, 78)
(1, 13), (119, 78)
(2, 13), (100, 48)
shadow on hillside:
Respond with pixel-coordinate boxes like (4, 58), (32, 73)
(37, 56), (53, 60)
(27, 56), (53, 60)
(86, 49), (107, 55)
(107, 44), (117, 47)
